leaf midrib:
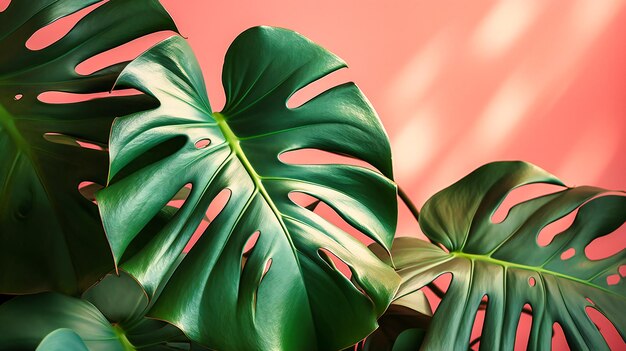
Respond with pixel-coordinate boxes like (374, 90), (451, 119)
(452, 252), (622, 298)
(212, 111), (299, 255)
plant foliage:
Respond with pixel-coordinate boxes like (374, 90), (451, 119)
(0, 0), (176, 294)
(96, 28), (400, 350)
(391, 161), (626, 350)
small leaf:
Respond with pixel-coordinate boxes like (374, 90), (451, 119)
(36, 329), (89, 351)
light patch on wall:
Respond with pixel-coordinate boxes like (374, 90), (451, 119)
(570, 0), (625, 42)
(391, 105), (439, 182)
(471, 0), (543, 59)
(386, 32), (452, 111)
(474, 72), (534, 148)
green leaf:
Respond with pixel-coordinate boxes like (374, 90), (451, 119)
(360, 291), (431, 351)
(83, 271), (188, 349)
(392, 161), (626, 350)
(97, 28), (399, 350)
(0, 272), (190, 351)
(0, 292), (124, 350)
(0, 0), (177, 294)
(36, 329), (89, 351)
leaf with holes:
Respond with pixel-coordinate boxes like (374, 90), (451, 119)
(96, 28), (400, 350)
(0, 0), (177, 294)
(391, 161), (626, 350)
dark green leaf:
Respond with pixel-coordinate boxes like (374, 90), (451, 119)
(361, 290), (431, 351)
(0, 292), (124, 350)
(0, 272), (189, 351)
(0, 0), (177, 294)
(393, 161), (626, 350)
(97, 28), (399, 350)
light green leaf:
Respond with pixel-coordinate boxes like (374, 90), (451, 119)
(36, 329), (89, 351)
(0, 0), (177, 294)
(393, 161), (625, 350)
(97, 28), (399, 350)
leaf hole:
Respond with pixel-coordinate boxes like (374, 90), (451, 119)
(586, 307), (625, 350)
(586, 297), (595, 305)
(13, 94), (22, 101)
(318, 248), (352, 280)
(38, 88), (142, 104)
(606, 274), (620, 286)
(620, 265), (626, 277)
(279, 148), (377, 172)
(261, 258), (272, 282)
(537, 209), (578, 247)
(43, 132), (107, 151)
(560, 248), (576, 260)
(241, 231), (260, 271)
(551, 322), (569, 350)
(75, 31), (177, 76)
(424, 273), (452, 312)
(491, 183), (565, 224)
(286, 67), (350, 109)
(78, 181), (103, 204)
(514, 304), (533, 351)
(437, 242), (450, 253)
(165, 183), (192, 210)
(469, 295), (488, 350)
(585, 221), (626, 260)
(528, 277), (536, 287)
(194, 138), (211, 149)
(0, 0), (10, 12)
(25, 1), (106, 51)
(288, 192), (320, 210)
(289, 191), (377, 248)
(183, 188), (231, 253)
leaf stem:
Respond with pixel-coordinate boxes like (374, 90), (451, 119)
(398, 186), (419, 222)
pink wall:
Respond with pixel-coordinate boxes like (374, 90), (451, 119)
(157, 1), (626, 349)
(22, 0), (625, 349)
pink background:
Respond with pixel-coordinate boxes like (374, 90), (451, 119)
(18, 0), (626, 349)
(159, 2), (625, 349)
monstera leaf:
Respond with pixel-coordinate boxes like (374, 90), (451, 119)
(392, 161), (625, 350)
(0, 0), (176, 294)
(96, 28), (399, 350)
(0, 272), (192, 351)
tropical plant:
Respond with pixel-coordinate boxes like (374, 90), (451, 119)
(390, 161), (625, 350)
(1, 1), (624, 350)
(0, 0), (176, 294)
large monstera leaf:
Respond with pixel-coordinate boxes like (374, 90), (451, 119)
(0, 0), (176, 294)
(96, 28), (399, 350)
(392, 161), (626, 350)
